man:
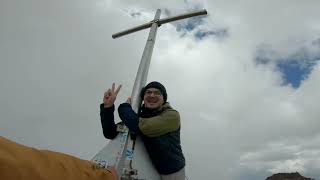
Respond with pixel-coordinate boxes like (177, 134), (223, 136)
(0, 136), (118, 180)
(100, 82), (185, 180)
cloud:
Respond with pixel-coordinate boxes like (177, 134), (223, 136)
(1, 0), (320, 180)
(239, 135), (320, 177)
(255, 40), (320, 88)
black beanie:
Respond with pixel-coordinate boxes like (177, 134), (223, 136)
(141, 81), (167, 102)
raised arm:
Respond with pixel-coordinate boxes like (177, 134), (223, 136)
(100, 83), (122, 139)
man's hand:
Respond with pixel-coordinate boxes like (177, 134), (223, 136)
(125, 97), (131, 104)
(103, 83), (122, 108)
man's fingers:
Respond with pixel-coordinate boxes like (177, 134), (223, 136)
(104, 90), (109, 97)
(106, 89), (111, 95)
(104, 89), (111, 98)
(115, 84), (122, 95)
(111, 83), (115, 92)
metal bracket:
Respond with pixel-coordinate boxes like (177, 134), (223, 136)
(120, 168), (138, 180)
(150, 19), (161, 26)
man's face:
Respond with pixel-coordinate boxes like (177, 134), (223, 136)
(143, 88), (164, 110)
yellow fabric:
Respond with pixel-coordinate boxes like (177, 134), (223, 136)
(0, 136), (116, 180)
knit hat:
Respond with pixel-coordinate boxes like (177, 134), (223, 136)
(141, 81), (167, 102)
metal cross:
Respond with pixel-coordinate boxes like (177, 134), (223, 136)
(111, 9), (207, 179)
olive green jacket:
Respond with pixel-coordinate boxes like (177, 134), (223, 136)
(139, 103), (180, 137)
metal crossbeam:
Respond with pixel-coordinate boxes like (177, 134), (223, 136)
(112, 9), (207, 39)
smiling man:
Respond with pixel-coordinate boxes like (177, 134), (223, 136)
(100, 81), (185, 180)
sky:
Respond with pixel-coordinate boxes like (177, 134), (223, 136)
(1, 0), (320, 179)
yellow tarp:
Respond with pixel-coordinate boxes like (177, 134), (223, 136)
(0, 136), (117, 180)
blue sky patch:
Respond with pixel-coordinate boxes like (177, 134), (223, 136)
(255, 43), (320, 88)
(277, 59), (316, 88)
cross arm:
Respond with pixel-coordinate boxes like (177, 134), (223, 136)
(112, 22), (153, 39)
(158, 9), (207, 25)
(112, 9), (207, 39)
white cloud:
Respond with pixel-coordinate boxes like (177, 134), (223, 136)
(1, 0), (320, 179)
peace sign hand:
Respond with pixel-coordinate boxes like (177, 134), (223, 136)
(103, 83), (122, 108)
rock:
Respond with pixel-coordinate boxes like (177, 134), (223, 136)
(266, 172), (314, 180)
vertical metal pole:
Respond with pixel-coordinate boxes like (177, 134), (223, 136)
(122, 9), (161, 179)
(130, 9), (161, 112)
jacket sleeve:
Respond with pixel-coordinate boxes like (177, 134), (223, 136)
(100, 104), (118, 139)
(138, 109), (180, 137)
(118, 103), (140, 134)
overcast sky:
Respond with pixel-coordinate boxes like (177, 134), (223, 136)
(1, 0), (320, 179)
